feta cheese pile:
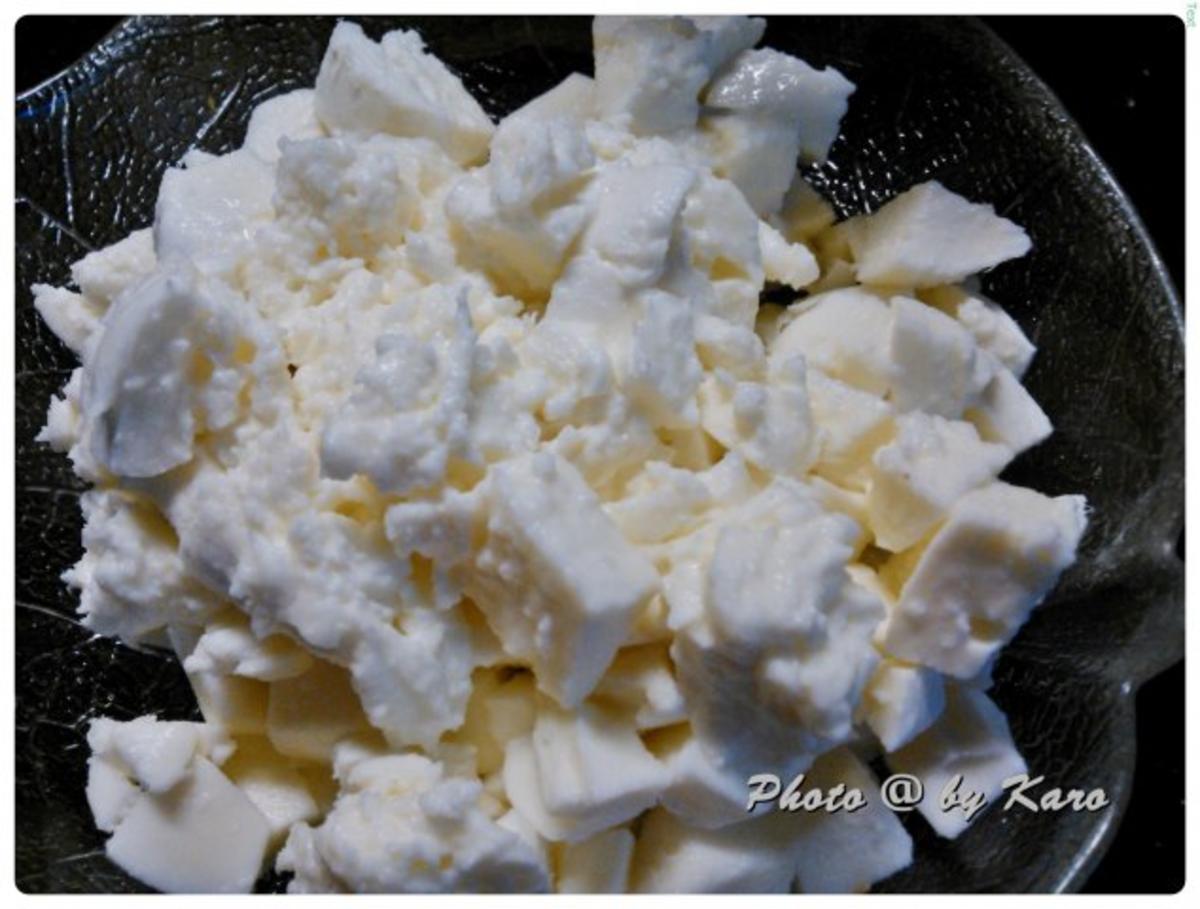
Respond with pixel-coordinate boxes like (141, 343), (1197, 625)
(34, 15), (1088, 894)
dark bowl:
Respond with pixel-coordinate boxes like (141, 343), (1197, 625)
(15, 15), (1184, 894)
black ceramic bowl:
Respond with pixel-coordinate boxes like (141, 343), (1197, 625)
(15, 15), (1184, 894)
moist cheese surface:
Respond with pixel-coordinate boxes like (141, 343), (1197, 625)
(34, 15), (1088, 894)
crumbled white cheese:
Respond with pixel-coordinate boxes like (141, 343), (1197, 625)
(845, 180), (1032, 287)
(33, 13), (1086, 895)
(881, 483), (1088, 677)
(888, 685), (1028, 838)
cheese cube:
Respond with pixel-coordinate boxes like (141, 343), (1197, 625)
(86, 716), (233, 796)
(532, 701), (667, 837)
(921, 285), (1036, 377)
(703, 48), (854, 213)
(154, 148), (275, 273)
(888, 295), (995, 418)
(557, 827), (635, 893)
(604, 460), (713, 545)
(697, 355), (818, 478)
(446, 114), (593, 300)
(867, 412), (1012, 552)
(789, 747), (914, 892)
(314, 22), (494, 164)
(105, 757), (271, 893)
(593, 16), (764, 135)
(624, 290), (703, 430)
(888, 686), (1027, 838)
(468, 453), (660, 707)
(770, 287), (893, 396)
(221, 736), (321, 848)
(243, 88), (324, 163)
(589, 643), (688, 730)
(860, 661), (946, 752)
(881, 483), (1088, 678)
(965, 362), (1053, 455)
(266, 658), (372, 762)
(846, 181), (1031, 288)
(653, 725), (757, 829)
(806, 369), (896, 491)
(630, 808), (797, 893)
(503, 701), (667, 843)
(759, 221), (819, 289)
(582, 164), (695, 288)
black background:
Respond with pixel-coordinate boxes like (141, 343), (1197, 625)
(14, 14), (1184, 894)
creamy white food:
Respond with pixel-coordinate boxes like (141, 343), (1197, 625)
(33, 15), (1088, 894)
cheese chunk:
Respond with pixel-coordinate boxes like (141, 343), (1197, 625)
(221, 736), (321, 848)
(280, 753), (549, 892)
(593, 16), (765, 135)
(777, 174), (836, 241)
(87, 716), (234, 796)
(867, 412), (1012, 552)
(860, 661), (946, 752)
(789, 747), (914, 892)
(806, 369), (896, 491)
(671, 497), (885, 788)
(698, 355), (818, 478)
(314, 21), (494, 164)
(770, 287), (893, 396)
(81, 269), (280, 478)
(654, 726), (757, 829)
(446, 114), (594, 299)
(624, 290), (703, 429)
(630, 808), (797, 893)
(580, 163), (695, 288)
(633, 761), (909, 894)
(847, 181), (1032, 287)
(882, 483), (1088, 678)
(759, 220), (819, 289)
(467, 453), (660, 706)
(35, 228), (155, 358)
(965, 361), (1053, 454)
(888, 295), (995, 418)
(67, 491), (223, 644)
(511, 700), (666, 843)
(266, 659), (373, 762)
(702, 48), (854, 213)
(106, 757), (271, 893)
(244, 88), (324, 163)
(589, 643), (688, 730)
(557, 827), (635, 893)
(85, 717), (268, 894)
(154, 149), (275, 274)
(888, 686), (1027, 838)
(922, 285), (1037, 377)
